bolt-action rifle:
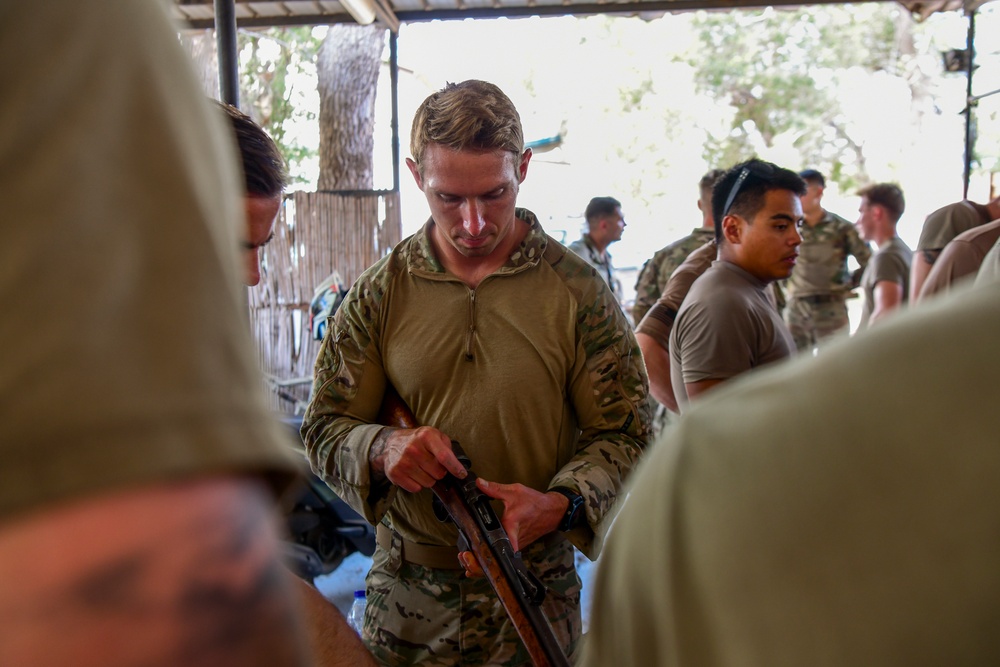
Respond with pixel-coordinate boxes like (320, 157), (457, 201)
(377, 387), (572, 667)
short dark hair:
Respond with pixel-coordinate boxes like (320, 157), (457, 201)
(799, 169), (825, 187)
(857, 183), (905, 223)
(712, 159), (807, 243)
(217, 102), (287, 198)
(585, 196), (622, 225)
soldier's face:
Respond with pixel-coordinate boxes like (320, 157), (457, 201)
(407, 144), (530, 261)
(243, 194), (281, 287)
(800, 182), (823, 214)
(725, 189), (803, 283)
(856, 197), (879, 242)
(604, 207), (626, 242)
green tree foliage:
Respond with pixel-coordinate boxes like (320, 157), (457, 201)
(238, 27), (324, 185)
(686, 4), (907, 189)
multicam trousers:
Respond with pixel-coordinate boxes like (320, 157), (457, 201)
(784, 295), (850, 353)
(361, 535), (582, 666)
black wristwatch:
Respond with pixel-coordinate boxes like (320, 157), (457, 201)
(551, 487), (585, 532)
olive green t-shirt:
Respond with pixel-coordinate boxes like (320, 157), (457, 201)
(0, 0), (299, 520)
(859, 237), (913, 328)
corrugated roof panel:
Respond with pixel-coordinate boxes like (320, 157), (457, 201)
(390, 0), (428, 11)
(172, 0), (998, 27)
(423, 0), (461, 10)
(245, 2), (288, 17)
(318, 0), (347, 12)
(175, 5), (217, 20)
(276, 1), (328, 16)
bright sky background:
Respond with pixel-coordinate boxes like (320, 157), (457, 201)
(283, 4), (1000, 279)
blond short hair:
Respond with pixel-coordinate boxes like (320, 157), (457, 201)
(409, 80), (524, 171)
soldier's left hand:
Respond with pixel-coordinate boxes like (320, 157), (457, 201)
(475, 478), (568, 552)
(457, 478), (566, 577)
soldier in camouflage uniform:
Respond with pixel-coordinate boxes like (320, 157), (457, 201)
(631, 169), (723, 325)
(783, 169), (871, 352)
(567, 196), (627, 306)
(631, 170), (721, 436)
(301, 80), (650, 667)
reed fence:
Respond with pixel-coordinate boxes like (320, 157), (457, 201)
(249, 190), (402, 414)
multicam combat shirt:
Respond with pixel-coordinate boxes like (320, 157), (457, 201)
(785, 210), (872, 299)
(302, 208), (650, 559)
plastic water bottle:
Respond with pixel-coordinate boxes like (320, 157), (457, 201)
(347, 590), (367, 635)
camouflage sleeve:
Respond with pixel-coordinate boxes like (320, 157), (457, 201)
(631, 259), (659, 324)
(567, 239), (598, 273)
(549, 280), (652, 560)
(300, 259), (398, 525)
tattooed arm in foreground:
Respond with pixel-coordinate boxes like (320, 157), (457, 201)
(0, 477), (375, 667)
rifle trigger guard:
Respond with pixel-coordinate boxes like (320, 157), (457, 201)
(515, 564), (546, 606)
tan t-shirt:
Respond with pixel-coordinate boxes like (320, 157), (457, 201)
(976, 237), (1000, 287)
(669, 261), (794, 410)
(0, 0), (298, 519)
(917, 200), (992, 252)
(636, 240), (717, 347)
(919, 219), (1000, 302)
(581, 276), (1000, 667)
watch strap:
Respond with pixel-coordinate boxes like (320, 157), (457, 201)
(551, 486), (585, 532)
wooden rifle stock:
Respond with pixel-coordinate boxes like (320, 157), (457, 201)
(377, 387), (571, 667)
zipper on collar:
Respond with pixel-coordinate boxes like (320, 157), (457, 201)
(465, 289), (477, 361)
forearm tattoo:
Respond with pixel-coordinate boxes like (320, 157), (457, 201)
(0, 483), (309, 667)
(369, 426), (396, 481)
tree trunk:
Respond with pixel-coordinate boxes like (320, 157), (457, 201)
(317, 25), (386, 191)
(893, 10), (933, 132)
(178, 30), (220, 100)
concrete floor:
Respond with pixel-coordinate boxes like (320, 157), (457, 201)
(314, 549), (598, 632)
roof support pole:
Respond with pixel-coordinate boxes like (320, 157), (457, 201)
(215, 0), (240, 106)
(962, 6), (976, 199)
(389, 30), (400, 193)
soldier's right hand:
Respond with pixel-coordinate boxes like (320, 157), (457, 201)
(374, 426), (467, 493)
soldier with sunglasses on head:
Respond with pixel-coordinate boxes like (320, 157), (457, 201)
(668, 158), (806, 411)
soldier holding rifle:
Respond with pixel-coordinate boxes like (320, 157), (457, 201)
(301, 79), (650, 666)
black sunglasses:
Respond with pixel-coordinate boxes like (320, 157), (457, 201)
(721, 161), (775, 219)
